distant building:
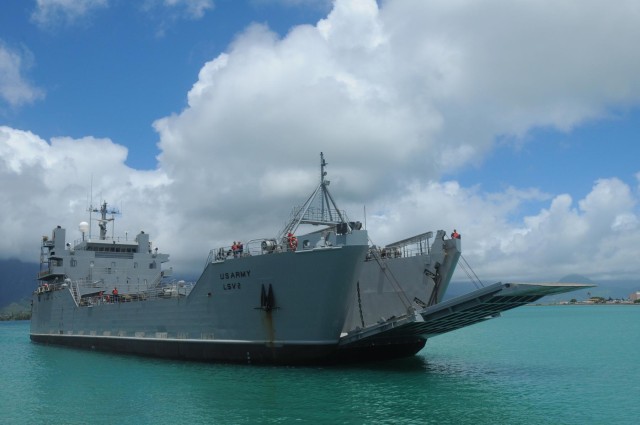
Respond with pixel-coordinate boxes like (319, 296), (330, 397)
(629, 291), (640, 301)
(587, 297), (605, 304)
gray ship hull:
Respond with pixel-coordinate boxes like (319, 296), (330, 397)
(30, 334), (341, 364)
(31, 241), (368, 364)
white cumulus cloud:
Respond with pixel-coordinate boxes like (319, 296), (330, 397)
(0, 42), (44, 107)
(31, 0), (109, 27)
(2, 0), (640, 284)
(0, 126), (170, 261)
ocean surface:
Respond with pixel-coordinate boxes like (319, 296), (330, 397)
(1, 305), (638, 424)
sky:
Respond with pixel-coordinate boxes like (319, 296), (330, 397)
(1, 0), (640, 285)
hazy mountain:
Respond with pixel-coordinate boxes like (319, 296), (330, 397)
(554, 274), (640, 300)
(0, 259), (38, 309)
(557, 274), (597, 284)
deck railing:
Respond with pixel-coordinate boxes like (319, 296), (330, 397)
(205, 237), (302, 266)
(366, 230), (440, 261)
(74, 280), (195, 307)
(34, 278), (194, 308)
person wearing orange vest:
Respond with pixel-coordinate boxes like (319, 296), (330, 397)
(287, 233), (298, 251)
(451, 229), (460, 239)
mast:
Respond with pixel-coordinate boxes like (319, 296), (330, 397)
(90, 201), (120, 240)
(277, 152), (349, 240)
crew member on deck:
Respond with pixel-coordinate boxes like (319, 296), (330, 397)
(451, 229), (461, 239)
(112, 287), (119, 302)
(287, 233), (298, 251)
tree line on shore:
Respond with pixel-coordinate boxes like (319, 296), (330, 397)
(0, 311), (31, 321)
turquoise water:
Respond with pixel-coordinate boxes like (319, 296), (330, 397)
(1, 306), (638, 424)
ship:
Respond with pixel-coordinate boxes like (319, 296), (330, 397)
(30, 160), (371, 364)
(30, 153), (592, 364)
(273, 155), (592, 362)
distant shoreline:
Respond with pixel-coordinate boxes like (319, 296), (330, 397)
(530, 302), (640, 306)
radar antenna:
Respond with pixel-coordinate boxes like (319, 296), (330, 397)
(89, 201), (121, 240)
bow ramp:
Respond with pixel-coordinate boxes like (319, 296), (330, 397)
(338, 282), (594, 347)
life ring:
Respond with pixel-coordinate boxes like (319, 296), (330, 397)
(288, 236), (298, 251)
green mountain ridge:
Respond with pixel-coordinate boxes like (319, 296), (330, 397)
(0, 259), (38, 310)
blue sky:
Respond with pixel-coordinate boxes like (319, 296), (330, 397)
(1, 0), (331, 169)
(1, 0), (640, 285)
(454, 110), (640, 205)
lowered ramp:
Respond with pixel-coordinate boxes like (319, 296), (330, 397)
(338, 282), (593, 351)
